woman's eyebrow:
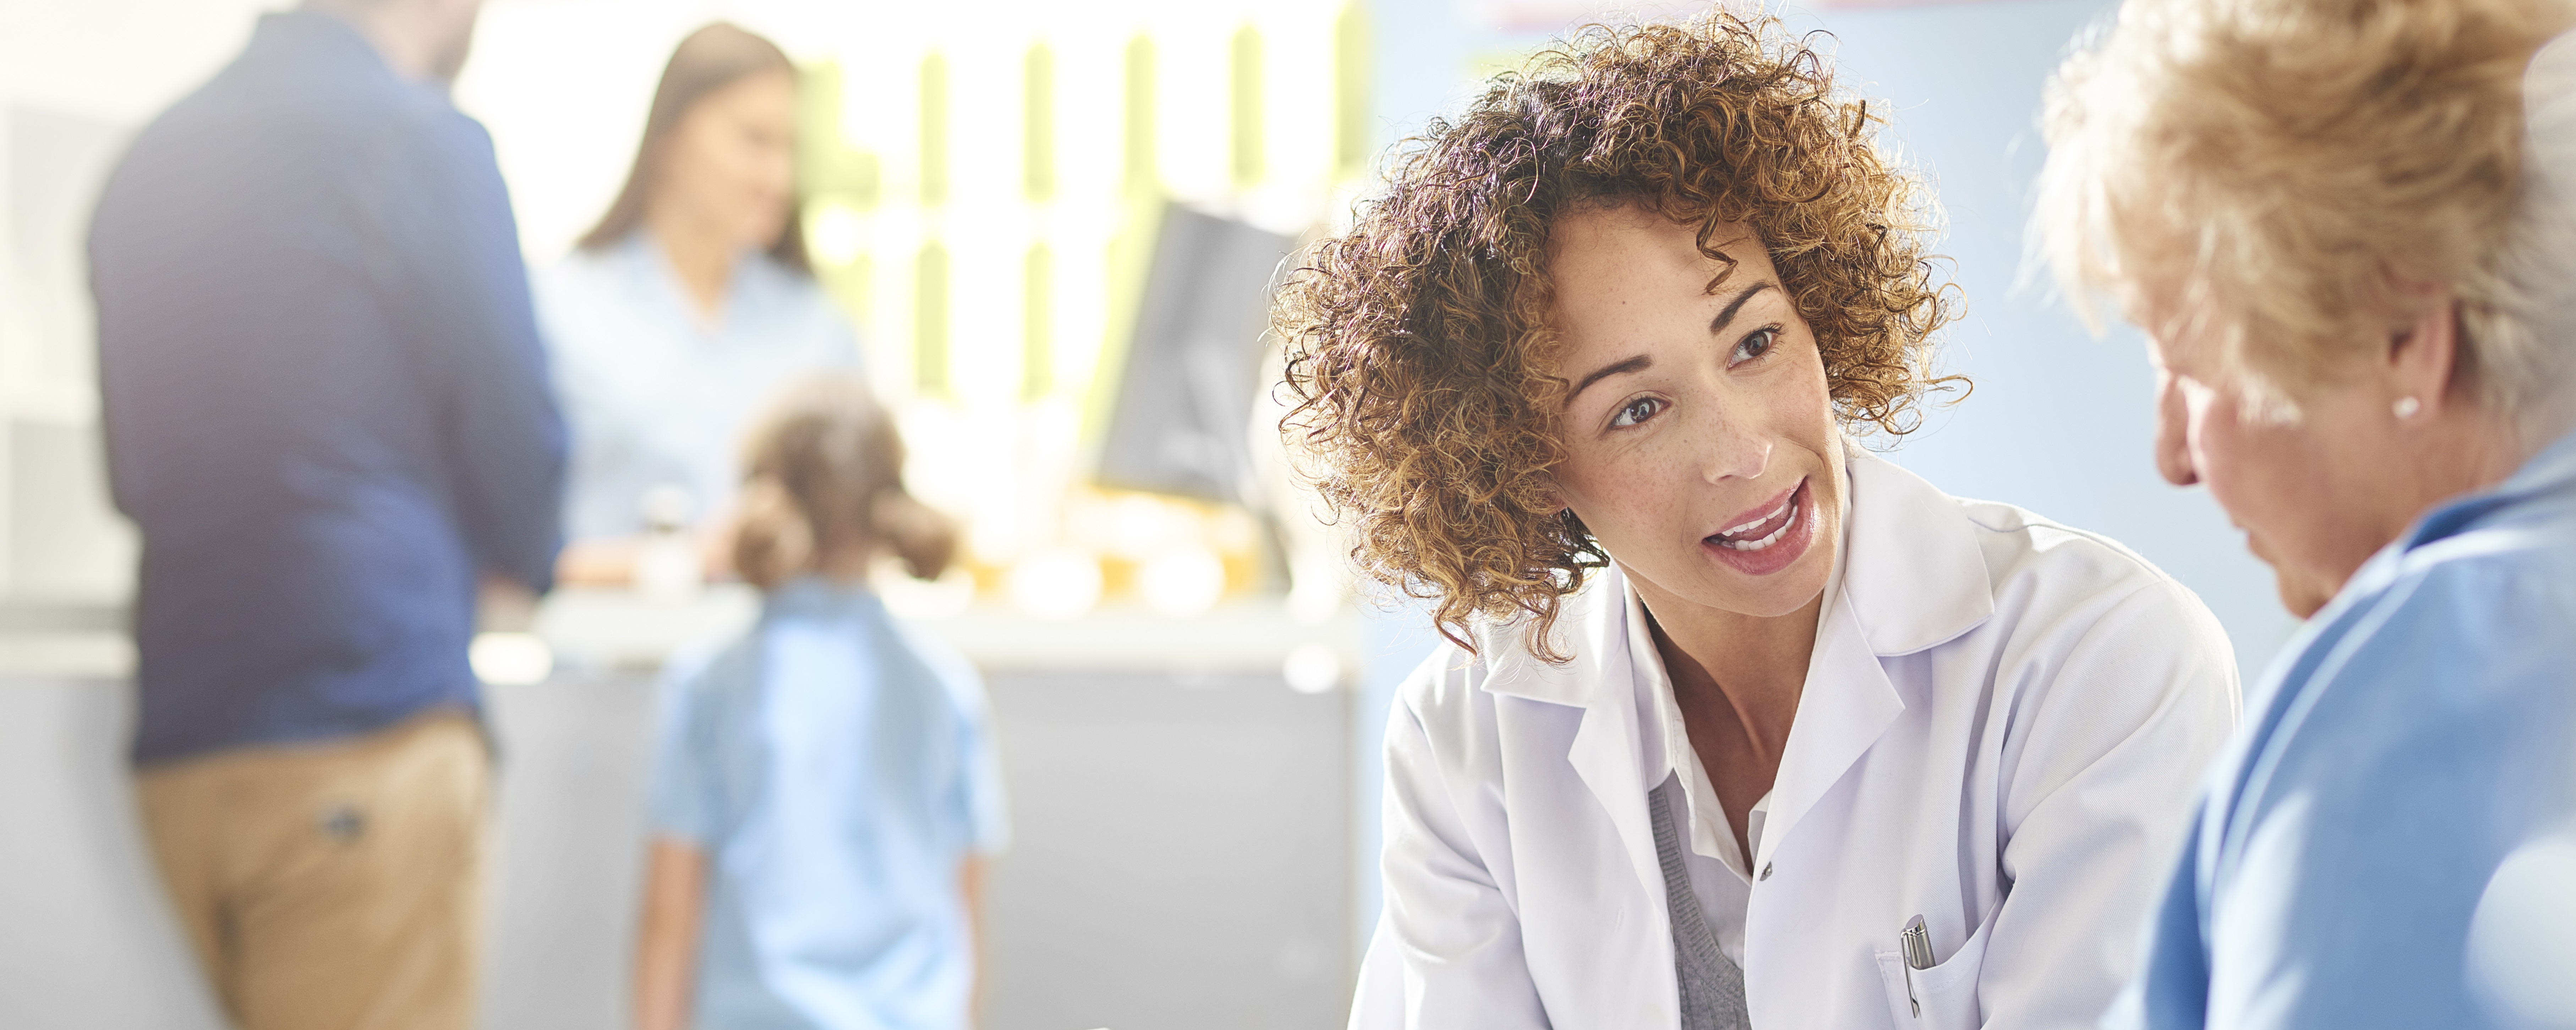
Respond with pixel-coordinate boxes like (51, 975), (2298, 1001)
(1709, 281), (1778, 336)
(1567, 281), (1777, 403)
(1570, 355), (1652, 401)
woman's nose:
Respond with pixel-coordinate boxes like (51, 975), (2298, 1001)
(2154, 370), (2199, 487)
(1694, 406), (1772, 484)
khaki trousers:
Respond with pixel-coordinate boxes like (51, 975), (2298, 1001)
(135, 712), (492, 1030)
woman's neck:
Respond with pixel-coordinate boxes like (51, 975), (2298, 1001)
(2364, 402), (2557, 571)
(2425, 404), (2561, 502)
(1639, 582), (1822, 766)
(645, 206), (737, 320)
(1635, 571), (1825, 864)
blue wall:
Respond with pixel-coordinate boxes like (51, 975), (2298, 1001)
(1805, 0), (2296, 676)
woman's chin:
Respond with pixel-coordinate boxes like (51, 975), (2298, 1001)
(2247, 531), (2347, 618)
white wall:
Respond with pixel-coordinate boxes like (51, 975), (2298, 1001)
(0, 0), (281, 122)
(0, 0), (282, 604)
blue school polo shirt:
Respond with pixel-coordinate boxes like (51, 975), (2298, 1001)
(650, 579), (1009, 1030)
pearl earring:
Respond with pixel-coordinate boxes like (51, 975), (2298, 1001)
(2393, 396), (2422, 419)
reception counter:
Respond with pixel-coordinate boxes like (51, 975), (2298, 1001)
(0, 592), (1375, 1030)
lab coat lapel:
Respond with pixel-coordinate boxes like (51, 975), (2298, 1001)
(1481, 564), (1668, 903)
(1756, 450), (1993, 870)
(1757, 587), (1899, 871)
(1837, 451), (1993, 657)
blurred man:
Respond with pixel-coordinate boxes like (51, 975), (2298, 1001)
(84, 0), (562, 1027)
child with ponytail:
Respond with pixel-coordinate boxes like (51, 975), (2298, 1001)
(631, 376), (1008, 1030)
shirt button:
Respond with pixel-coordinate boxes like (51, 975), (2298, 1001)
(1759, 862), (1773, 881)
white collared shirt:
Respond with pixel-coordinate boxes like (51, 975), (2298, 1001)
(1630, 473), (1857, 965)
(1629, 583), (1771, 966)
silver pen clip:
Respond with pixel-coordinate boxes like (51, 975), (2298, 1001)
(1900, 914), (1934, 1018)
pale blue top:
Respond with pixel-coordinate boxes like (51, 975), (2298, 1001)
(650, 579), (1009, 1030)
(2111, 426), (2576, 1029)
(537, 234), (861, 539)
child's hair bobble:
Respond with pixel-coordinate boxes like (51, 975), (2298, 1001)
(732, 376), (956, 589)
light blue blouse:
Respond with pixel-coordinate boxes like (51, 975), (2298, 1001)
(650, 578), (1009, 1030)
(537, 234), (862, 539)
(2113, 426), (2576, 1029)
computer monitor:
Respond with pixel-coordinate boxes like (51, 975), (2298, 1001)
(1095, 204), (1296, 502)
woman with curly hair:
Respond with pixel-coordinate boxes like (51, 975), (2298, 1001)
(1280, 13), (2239, 1029)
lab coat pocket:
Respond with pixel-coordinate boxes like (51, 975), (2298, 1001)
(1872, 911), (1993, 1030)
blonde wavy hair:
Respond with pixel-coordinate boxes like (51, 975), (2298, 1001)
(2035, 0), (2576, 427)
(1275, 12), (1958, 659)
(733, 377), (956, 590)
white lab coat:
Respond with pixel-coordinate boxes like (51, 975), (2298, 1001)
(1352, 450), (2239, 1030)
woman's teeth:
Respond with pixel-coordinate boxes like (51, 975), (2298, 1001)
(1713, 490), (1799, 551)
(1720, 495), (1793, 537)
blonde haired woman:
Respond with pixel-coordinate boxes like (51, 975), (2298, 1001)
(2036, 0), (2576, 1026)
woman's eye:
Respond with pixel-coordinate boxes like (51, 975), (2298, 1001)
(1732, 327), (1779, 364)
(1610, 397), (1661, 428)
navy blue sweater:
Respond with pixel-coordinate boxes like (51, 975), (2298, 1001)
(88, 11), (565, 765)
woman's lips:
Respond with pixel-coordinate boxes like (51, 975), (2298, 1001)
(1700, 478), (1817, 577)
(1711, 486), (1798, 549)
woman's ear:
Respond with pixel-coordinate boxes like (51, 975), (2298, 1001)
(2386, 293), (2461, 421)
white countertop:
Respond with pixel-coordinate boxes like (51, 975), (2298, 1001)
(0, 589), (1368, 684)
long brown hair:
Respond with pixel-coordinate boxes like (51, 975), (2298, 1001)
(733, 376), (956, 589)
(578, 22), (811, 271)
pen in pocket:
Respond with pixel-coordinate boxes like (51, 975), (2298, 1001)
(1900, 914), (1934, 1018)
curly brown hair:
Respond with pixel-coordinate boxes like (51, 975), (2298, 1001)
(1275, 12), (1959, 660)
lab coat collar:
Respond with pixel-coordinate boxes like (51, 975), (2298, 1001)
(1839, 447), (1995, 656)
(1473, 445), (1995, 880)
(1476, 562), (1631, 708)
(1475, 443), (1993, 703)
(1758, 447), (1993, 868)
(1473, 563), (1660, 899)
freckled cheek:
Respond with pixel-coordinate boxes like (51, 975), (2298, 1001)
(1560, 450), (1695, 547)
(1779, 342), (1837, 437)
(1755, 371), (1838, 473)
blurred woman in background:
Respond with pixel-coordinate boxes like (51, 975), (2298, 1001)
(633, 376), (1007, 1030)
(543, 22), (863, 586)
(2036, 0), (2576, 1025)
